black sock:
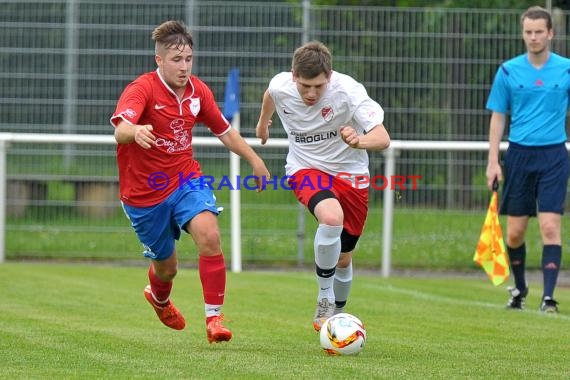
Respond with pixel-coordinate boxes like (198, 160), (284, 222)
(335, 300), (346, 309)
(542, 245), (561, 299)
(508, 243), (526, 292)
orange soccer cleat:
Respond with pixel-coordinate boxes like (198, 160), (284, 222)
(206, 315), (233, 343)
(144, 285), (186, 330)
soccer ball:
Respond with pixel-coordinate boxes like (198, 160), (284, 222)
(319, 313), (366, 356)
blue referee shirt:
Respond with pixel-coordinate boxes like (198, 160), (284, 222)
(486, 52), (570, 146)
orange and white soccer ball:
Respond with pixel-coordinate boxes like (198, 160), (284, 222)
(319, 313), (366, 356)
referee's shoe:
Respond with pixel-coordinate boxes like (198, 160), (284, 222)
(539, 296), (559, 314)
(506, 286), (528, 310)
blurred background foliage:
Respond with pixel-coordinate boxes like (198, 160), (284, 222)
(298, 0), (570, 10)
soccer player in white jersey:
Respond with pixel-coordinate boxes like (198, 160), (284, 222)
(256, 41), (390, 331)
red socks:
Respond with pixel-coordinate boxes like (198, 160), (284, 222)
(199, 254), (226, 305)
(148, 255), (226, 307)
(148, 265), (173, 303)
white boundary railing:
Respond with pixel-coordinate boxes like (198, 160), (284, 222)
(0, 133), (517, 276)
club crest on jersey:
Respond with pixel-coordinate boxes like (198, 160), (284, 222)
(122, 108), (137, 119)
(190, 98), (200, 116)
(321, 106), (334, 122)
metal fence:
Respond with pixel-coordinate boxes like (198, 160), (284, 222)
(1, 1), (569, 263)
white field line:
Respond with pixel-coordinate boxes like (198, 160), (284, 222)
(362, 282), (570, 321)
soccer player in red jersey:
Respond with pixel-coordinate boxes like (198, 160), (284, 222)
(110, 20), (270, 342)
(256, 41), (390, 331)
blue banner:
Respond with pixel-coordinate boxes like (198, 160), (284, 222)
(223, 68), (240, 122)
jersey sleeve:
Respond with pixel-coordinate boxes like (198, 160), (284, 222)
(110, 77), (150, 127)
(195, 79), (231, 136)
(348, 81), (384, 133)
(486, 65), (510, 114)
(267, 72), (288, 105)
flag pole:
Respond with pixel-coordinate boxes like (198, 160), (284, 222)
(230, 113), (241, 273)
(223, 68), (242, 273)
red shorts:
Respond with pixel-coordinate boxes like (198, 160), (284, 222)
(290, 169), (369, 236)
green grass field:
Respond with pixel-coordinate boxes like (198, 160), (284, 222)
(1, 263), (569, 379)
(6, 206), (552, 271)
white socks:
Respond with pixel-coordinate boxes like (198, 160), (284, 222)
(314, 224), (343, 301)
(333, 262), (353, 307)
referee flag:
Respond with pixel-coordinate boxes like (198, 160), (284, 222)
(473, 182), (510, 286)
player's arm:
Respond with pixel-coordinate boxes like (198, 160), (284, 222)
(114, 120), (155, 149)
(112, 80), (154, 148)
(255, 90), (275, 145)
(486, 111), (506, 190)
(218, 128), (271, 191)
(340, 124), (390, 151)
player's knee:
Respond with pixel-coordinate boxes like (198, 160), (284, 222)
(204, 227), (221, 242)
(319, 214), (343, 226)
(316, 203), (343, 226)
(190, 221), (222, 250)
(506, 237), (523, 248)
(506, 228), (525, 247)
(197, 230), (222, 253)
(156, 266), (177, 281)
(539, 221), (560, 242)
(309, 191), (343, 225)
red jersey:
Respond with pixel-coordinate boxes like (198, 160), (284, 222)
(110, 70), (231, 207)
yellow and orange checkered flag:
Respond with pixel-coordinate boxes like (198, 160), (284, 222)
(473, 181), (510, 286)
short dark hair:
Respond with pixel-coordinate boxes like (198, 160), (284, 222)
(520, 6), (552, 30)
(152, 20), (194, 54)
(291, 41), (332, 79)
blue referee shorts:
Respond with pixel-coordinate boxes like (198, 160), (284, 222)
(121, 178), (220, 260)
(500, 142), (569, 216)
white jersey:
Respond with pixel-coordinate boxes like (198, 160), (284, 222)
(268, 71), (384, 185)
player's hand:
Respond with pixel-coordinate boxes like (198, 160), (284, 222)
(252, 160), (271, 193)
(256, 119), (272, 145)
(134, 124), (155, 149)
(340, 126), (360, 148)
(485, 162), (502, 191)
